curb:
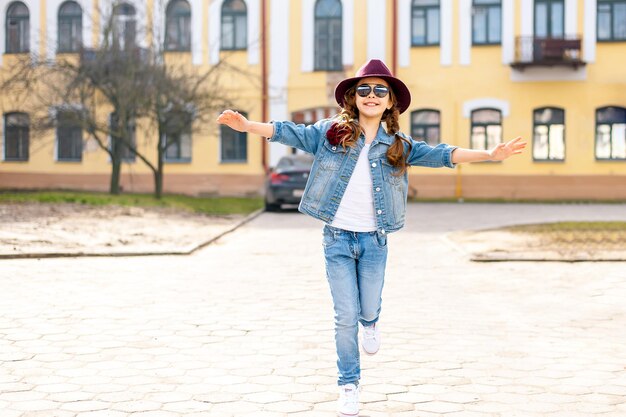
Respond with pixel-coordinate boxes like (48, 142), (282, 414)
(0, 208), (265, 260)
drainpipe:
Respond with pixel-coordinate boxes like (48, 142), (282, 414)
(261, 0), (269, 173)
(392, 0), (397, 75)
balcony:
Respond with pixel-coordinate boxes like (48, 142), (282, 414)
(511, 36), (586, 70)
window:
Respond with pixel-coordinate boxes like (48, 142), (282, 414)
(57, 112), (83, 161)
(58, 1), (82, 52)
(473, 0), (501, 45)
(314, 0), (342, 71)
(165, 0), (191, 51)
(6, 1), (30, 53)
(110, 113), (136, 162)
(221, 110), (247, 162)
(535, 0), (564, 38)
(221, 0), (247, 50)
(533, 107), (565, 161)
(163, 114), (192, 162)
(598, 0), (626, 41)
(4, 112), (29, 161)
(412, 0), (440, 46)
(470, 108), (502, 151)
(411, 109), (440, 146)
(596, 106), (626, 160)
(112, 2), (137, 50)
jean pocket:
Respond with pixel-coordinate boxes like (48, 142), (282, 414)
(373, 232), (387, 249)
(322, 226), (337, 247)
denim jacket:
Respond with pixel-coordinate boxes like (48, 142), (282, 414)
(268, 118), (457, 234)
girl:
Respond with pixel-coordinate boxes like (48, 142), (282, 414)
(217, 59), (525, 417)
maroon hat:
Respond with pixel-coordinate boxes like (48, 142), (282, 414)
(334, 59), (411, 114)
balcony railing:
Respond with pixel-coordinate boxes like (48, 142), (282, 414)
(511, 36), (585, 70)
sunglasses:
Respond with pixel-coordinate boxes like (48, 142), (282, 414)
(355, 84), (390, 98)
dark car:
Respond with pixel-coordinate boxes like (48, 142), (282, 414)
(264, 154), (314, 211)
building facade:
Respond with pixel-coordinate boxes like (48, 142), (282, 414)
(1, 0), (625, 199)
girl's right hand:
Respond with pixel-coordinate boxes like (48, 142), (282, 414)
(216, 110), (250, 133)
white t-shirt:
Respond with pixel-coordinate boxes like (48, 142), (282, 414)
(330, 143), (377, 232)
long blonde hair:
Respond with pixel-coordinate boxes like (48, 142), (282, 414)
(333, 85), (412, 175)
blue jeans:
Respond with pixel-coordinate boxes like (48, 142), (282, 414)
(322, 224), (388, 386)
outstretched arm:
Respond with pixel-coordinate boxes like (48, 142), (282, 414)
(451, 137), (526, 164)
(217, 110), (274, 137)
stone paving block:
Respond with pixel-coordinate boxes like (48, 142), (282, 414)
(291, 391), (335, 404)
(9, 399), (60, 411)
(262, 400), (312, 413)
(60, 400), (111, 412)
(365, 399), (415, 412)
(76, 411), (129, 417)
(242, 391), (289, 404)
(111, 400), (162, 412)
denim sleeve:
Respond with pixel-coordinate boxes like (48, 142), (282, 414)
(266, 119), (331, 155)
(405, 136), (457, 168)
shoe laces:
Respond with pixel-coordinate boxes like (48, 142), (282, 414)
(340, 384), (359, 405)
(363, 323), (377, 340)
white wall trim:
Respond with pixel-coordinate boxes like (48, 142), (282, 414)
(463, 98), (510, 118)
(247, 0), (260, 65)
(583, 0), (596, 63)
(0, 0), (41, 66)
(440, 0), (452, 66)
(367, 0), (385, 60)
(511, 67), (587, 82)
(521, 0), (533, 36)
(209, 0), (220, 64)
(301, 0), (315, 72)
(46, 0), (94, 60)
(398, 0), (411, 67)
(99, 0), (148, 48)
(502, 0), (514, 64)
(269, 0), (290, 166)
(459, 0), (471, 66)
(565, 0), (577, 36)
(341, 0), (354, 66)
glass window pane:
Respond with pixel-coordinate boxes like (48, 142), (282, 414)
(473, 7), (487, 43)
(612, 123), (626, 158)
(427, 9), (440, 43)
(180, 132), (192, 159)
(235, 15), (246, 48)
(551, 2), (564, 37)
(548, 124), (565, 159)
(535, 3), (548, 37)
(412, 11), (426, 44)
(426, 127), (440, 145)
(596, 124), (611, 158)
(598, 7), (611, 40)
(414, 0), (439, 6)
(222, 16), (234, 48)
(486, 125), (501, 149)
(534, 125), (549, 159)
(315, 0), (342, 17)
(488, 5), (501, 42)
(471, 126), (486, 149)
(413, 110), (439, 124)
(597, 106), (626, 123)
(614, 3), (626, 39)
(472, 109), (501, 123)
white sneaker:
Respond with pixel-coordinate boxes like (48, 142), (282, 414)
(337, 383), (359, 417)
(360, 322), (381, 355)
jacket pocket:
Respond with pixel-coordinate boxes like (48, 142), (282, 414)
(318, 141), (348, 171)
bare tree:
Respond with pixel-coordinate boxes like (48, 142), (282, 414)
(2, 3), (254, 197)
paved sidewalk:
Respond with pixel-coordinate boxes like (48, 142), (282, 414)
(1, 203), (625, 417)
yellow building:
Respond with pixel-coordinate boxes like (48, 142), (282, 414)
(1, 0), (625, 199)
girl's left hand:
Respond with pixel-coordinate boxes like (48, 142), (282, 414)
(489, 137), (527, 161)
